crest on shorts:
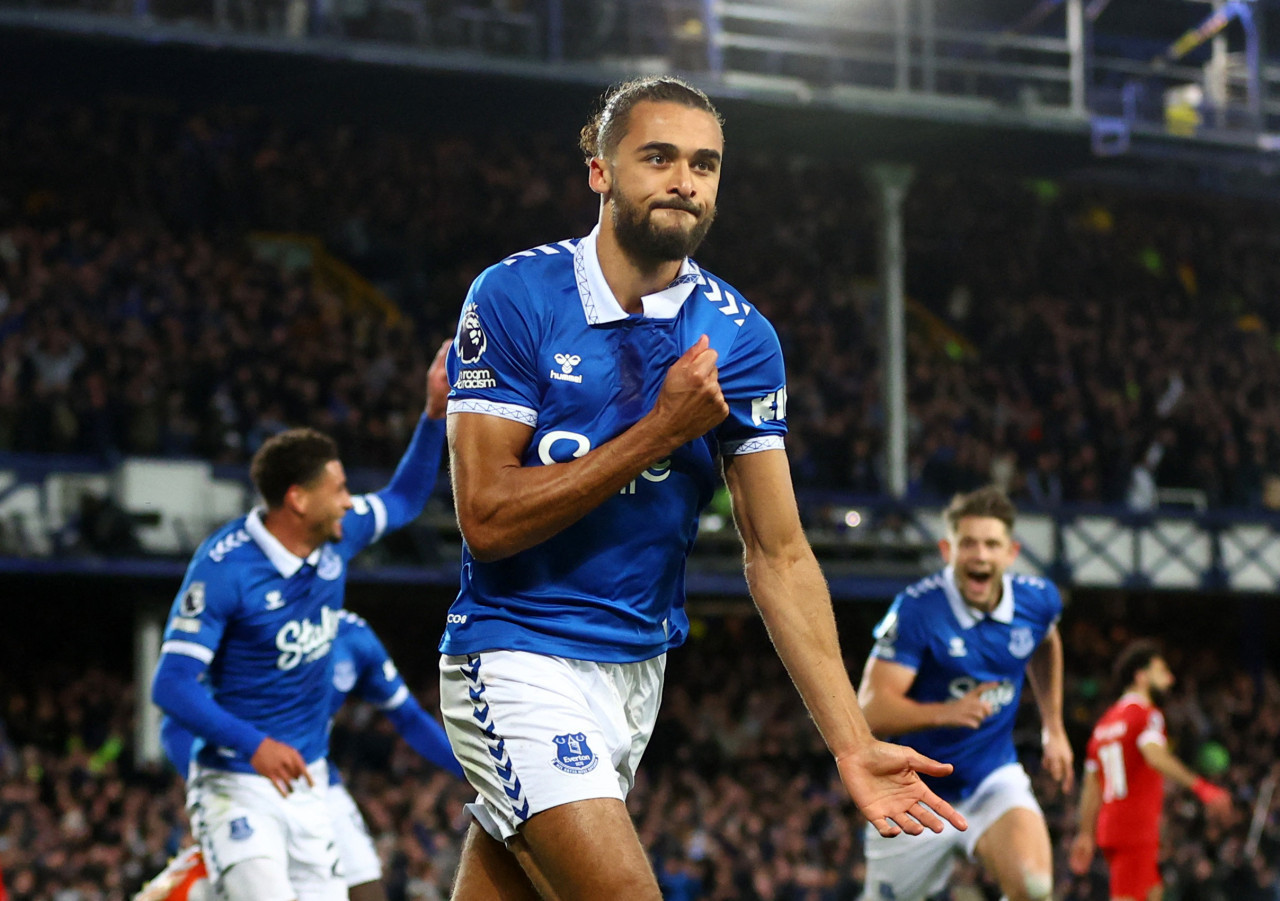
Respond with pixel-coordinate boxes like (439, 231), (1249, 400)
(229, 816), (254, 841)
(1008, 626), (1035, 659)
(551, 733), (598, 774)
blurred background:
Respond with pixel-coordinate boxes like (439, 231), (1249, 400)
(1, 0), (1280, 898)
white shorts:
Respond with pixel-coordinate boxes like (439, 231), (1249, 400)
(860, 762), (1043, 901)
(440, 650), (665, 842)
(327, 781), (380, 887)
(186, 759), (345, 901)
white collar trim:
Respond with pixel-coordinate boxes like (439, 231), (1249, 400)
(942, 565), (1016, 628)
(572, 226), (701, 324)
(245, 508), (322, 578)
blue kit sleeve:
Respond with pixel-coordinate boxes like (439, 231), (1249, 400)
(374, 414), (446, 533)
(160, 716), (195, 774)
(152, 653), (266, 761)
(869, 594), (926, 671)
(384, 695), (465, 779)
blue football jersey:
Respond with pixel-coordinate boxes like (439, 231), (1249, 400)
(868, 567), (1062, 801)
(159, 496), (391, 773)
(326, 610), (412, 785)
(441, 227), (788, 663)
(162, 612), (427, 782)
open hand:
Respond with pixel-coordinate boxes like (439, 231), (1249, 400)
(1041, 727), (1075, 793)
(837, 740), (967, 838)
(1068, 832), (1094, 875)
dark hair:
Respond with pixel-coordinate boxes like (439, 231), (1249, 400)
(1113, 639), (1163, 692)
(250, 428), (339, 508)
(943, 485), (1017, 535)
(579, 75), (723, 161)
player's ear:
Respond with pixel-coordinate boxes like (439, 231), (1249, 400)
(1007, 539), (1021, 563)
(588, 156), (611, 196)
(938, 538), (953, 564)
(283, 482), (309, 516)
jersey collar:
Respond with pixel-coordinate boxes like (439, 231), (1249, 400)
(572, 225), (703, 325)
(245, 507), (323, 578)
(942, 565), (1016, 628)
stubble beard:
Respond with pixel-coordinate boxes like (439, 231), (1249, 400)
(611, 188), (716, 269)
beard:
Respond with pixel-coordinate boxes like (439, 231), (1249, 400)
(611, 187), (716, 266)
(1148, 686), (1168, 708)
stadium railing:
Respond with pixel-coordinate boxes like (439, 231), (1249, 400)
(5, 453), (1280, 599)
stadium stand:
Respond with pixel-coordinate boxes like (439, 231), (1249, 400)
(3, 100), (1280, 512)
(2, 11), (1280, 896)
(0, 599), (1275, 900)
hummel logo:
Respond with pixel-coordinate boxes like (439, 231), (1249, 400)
(265, 590), (285, 611)
(550, 353), (583, 384)
(948, 636), (967, 657)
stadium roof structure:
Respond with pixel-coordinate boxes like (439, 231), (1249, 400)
(4, 0), (1280, 188)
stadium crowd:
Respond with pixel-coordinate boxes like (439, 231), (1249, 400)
(2, 100), (1280, 511)
(0, 604), (1275, 900)
(2, 92), (1280, 895)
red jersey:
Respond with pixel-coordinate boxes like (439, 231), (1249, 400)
(1084, 692), (1167, 847)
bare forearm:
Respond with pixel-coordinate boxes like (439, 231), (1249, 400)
(1027, 629), (1066, 734)
(746, 544), (874, 758)
(1077, 771), (1101, 837)
(450, 414), (674, 561)
(861, 691), (962, 737)
(1141, 743), (1200, 790)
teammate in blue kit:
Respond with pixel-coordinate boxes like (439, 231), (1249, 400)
(437, 75), (967, 901)
(150, 342), (450, 901)
(149, 609), (463, 901)
(858, 486), (1073, 901)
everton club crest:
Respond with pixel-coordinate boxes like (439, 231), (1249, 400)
(552, 732), (598, 774)
(1008, 627), (1035, 659)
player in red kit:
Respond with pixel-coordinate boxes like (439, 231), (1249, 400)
(1069, 640), (1232, 901)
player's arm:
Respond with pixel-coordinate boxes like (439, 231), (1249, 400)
(1138, 739), (1230, 811)
(451, 335), (726, 561)
(1068, 766), (1101, 874)
(371, 339), (451, 533)
(1026, 623), (1073, 790)
(151, 654), (308, 797)
(152, 573), (311, 797)
(160, 715), (196, 774)
(858, 657), (998, 735)
(347, 620), (466, 779)
(384, 695), (465, 779)
(721, 447), (966, 838)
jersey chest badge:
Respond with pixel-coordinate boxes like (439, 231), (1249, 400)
(1009, 626), (1035, 658)
(317, 546), (342, 581)
(333, 660), (357, 693)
